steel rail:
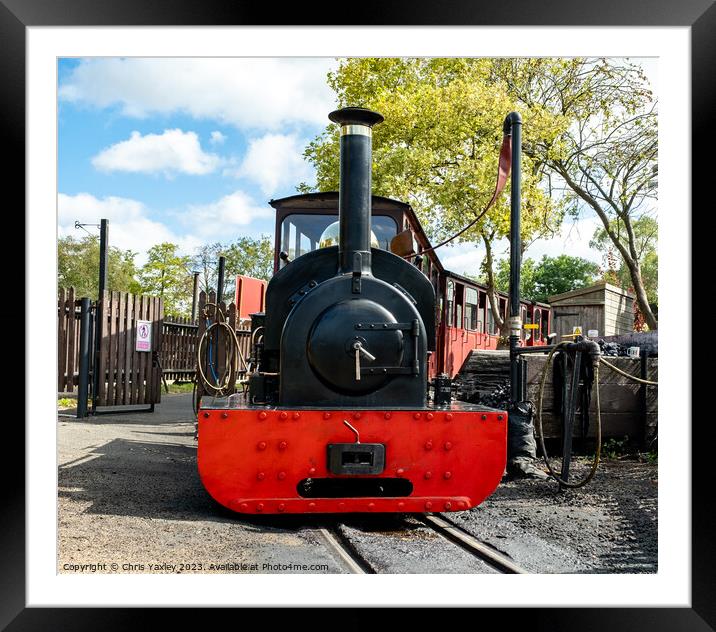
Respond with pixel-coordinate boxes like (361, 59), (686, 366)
(421, 514), (528, 574)
(317, 527), (373, 575)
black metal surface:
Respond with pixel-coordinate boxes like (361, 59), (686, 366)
(327, 443), (386, 475)
(307, 298), (405, 394)
(280, 274), (428, 407)
(76, 297), (91, 419)
(560, 350), (582, 485)
(191, 271), (200, 322)
(296, 478), (412, 499)
(433, 374), (453, 406)
(92, 218), (108, 414)
(263, 246), (435, 359)
(505, 112), (522, 404)
(329, 107), (384, 275)
(216, 255), (225, 303)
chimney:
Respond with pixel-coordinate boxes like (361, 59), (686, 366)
(327, 107), (384, 275)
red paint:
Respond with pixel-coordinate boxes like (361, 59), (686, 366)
(234, 275), (267, 321)
(198, 407), (507, 514)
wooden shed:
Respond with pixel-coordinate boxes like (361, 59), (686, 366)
(549, 281), (634, 340)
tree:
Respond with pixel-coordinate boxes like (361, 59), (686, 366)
(590, 215), (658, 315)
(58, 235), (139, 298)
(496, 58), (659, 328)
(494, 254), (600, 303)
(192, 235), (274, 304)
(492, 257), (538, 301)
(302, 58), (567, 334)
(138, 243), (193, 317)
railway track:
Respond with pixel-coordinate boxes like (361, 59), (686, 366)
(319, 514), (528, 575)
(419, 514), (527, 574)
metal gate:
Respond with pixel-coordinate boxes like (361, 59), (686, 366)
(94, 290), (164, 411)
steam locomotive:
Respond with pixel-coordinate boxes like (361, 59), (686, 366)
(197, 107), (508, 514)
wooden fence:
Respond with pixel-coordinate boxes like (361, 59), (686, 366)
(161, 316), (199, 381)
(58, 288), (81, 393)
(59, 288), (253, 399)
(523, 354), (658, 444)
(95, 290), (164, 407)
(458, 349), (657, 446)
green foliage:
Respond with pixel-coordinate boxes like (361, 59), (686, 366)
(494, 254), (600, 302)
(603, 436), (630, 459)
(193, 235), (273, 304)
(59, 232), (274, 317)
(302, 57), (657, 329)
(165, 381), (195, 394)
(303, 58), (566, 262)
(58, 235), (139, 298)
(591, 216), (658, 309)
(137, 243), (193, 317)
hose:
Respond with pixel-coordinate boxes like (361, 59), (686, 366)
(195, 303), (248, 398)
(535, 342), (658, 488)
(536, 342), (601, 488)
(599, 357), (658, 385)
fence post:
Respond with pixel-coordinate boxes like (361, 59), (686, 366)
(77, 297), (92, 418)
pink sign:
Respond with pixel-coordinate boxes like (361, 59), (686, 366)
(136, 320), (152, 352)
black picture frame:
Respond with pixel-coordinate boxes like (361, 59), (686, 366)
(7, 0), (710, 628)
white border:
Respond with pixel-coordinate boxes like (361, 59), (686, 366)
(28, 26), (690, 607)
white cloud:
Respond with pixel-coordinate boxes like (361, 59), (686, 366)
(179, 190), (274, 240)
(232, 133), (313, 196)
(92, 129), (220, 176)
(525, 216), (603, 264)
(440, 243), (486, 277)
(210, 131), (227, 145)
(59, 58), (337, 130)
(58, 192), (199, 265)
(435, 216), (604, 277)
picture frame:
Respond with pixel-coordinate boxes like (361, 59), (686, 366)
(7, 0), (709, 625)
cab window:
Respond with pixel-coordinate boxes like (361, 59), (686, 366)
(279, 213), (398, 266)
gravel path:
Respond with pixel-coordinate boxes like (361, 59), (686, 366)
(58, 395), (347, 574)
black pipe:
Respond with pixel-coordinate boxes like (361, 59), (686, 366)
(191, 271), (200, 322)
(504, 112), (522, 403)
(216, 255), (226, 305)
(328, 107), (384, 275)
(92, 218), (109, 414)
(77, 297), (92, 419)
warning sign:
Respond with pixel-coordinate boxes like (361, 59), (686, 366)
(572, 326), (583, 336)
(136, 320), (152, 352)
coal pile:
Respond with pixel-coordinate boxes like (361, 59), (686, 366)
(597, 340), (626, 356)
(461, 377), (511, 409)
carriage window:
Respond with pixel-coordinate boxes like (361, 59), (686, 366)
(534, 309), (542, 341)
(446, 281), (454, 327)
(465, 288), (478, 330)
(540, 309), (549, 341)
(487, 305), (496, 335)
(279, 213), (398, 266)
(455, 283), (464, 330)
(521, 306), (528, 341)
(477, 291), (486, 333)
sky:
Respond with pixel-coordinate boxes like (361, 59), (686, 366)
(57, 57), (657, 273)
